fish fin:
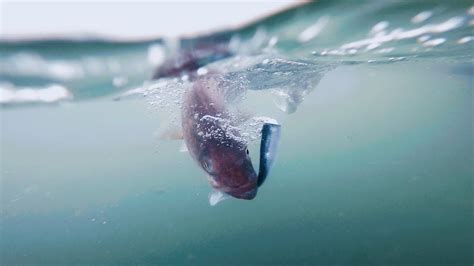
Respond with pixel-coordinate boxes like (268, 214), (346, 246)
(257, 121), (281, 187)
(179, 142), (188, 153)
(208, 190), (230, 206)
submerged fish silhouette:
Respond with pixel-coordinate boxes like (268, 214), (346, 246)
(152, 43), (233, 80)
(181, 74), (281, 205)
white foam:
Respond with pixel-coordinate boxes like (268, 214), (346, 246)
(0, 53), (84, 80)
(252, 116), (279, 125)
(197, 67), (209, 76)
(347, 49), (358, 55)
(422, 38), (446, 47)
(147, 44), (166, 67)
(365, 43), (381, 51)
(388, 57), (406, 62)
(417, 35), (431, 43)
(267, 36), (278, 48)
(112, 76), (128, 87)
(298, 16), (330, 43)
(457, 36), (473, 44)
(236, 27), (268, 53)
(340, 16), (465, 50)
(370, 21), (389, 35)
(468, 6), (474, 15)
(0, 83), (73, 104)
(411, 11), (433, 24)
(376, 47), (394, 54)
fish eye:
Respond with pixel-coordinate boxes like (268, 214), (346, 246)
(246, 149), (249, 155)
(201, 157), (215, 174)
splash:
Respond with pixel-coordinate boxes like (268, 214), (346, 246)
(411, 11), (433, 24)
(298, 16), (330, 43)
(341, 16), (465, 49)
(0, 53), (84, 81)
(0, 83), (72, 104)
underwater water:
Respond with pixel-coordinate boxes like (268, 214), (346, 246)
(1, 1), (473, 265)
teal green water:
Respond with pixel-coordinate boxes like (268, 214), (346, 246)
(1, 1), (473, 265)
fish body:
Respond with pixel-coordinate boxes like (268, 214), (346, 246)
(181, 75), (259, 200)
(153, 43), (282, 204)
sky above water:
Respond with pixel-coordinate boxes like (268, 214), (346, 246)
(0, 0), (297, 40)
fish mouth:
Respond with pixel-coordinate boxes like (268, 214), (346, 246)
(234, 189), (257, 200)
(228, 183), (257, 200)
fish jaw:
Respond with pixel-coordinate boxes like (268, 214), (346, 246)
(231, 186), (257, 200)
(213, 178), (258, 200)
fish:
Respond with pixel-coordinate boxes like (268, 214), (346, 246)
(181, 74), (281, 205)
(151, 41), (329, 114)
(152, 42), (234, 80)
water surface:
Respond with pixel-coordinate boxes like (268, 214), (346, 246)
(1, 1), (473, 264)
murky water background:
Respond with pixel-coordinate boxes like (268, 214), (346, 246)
(1, 1), (473, 264)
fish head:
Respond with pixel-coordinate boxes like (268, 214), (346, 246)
(200, 144), (258, 200)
